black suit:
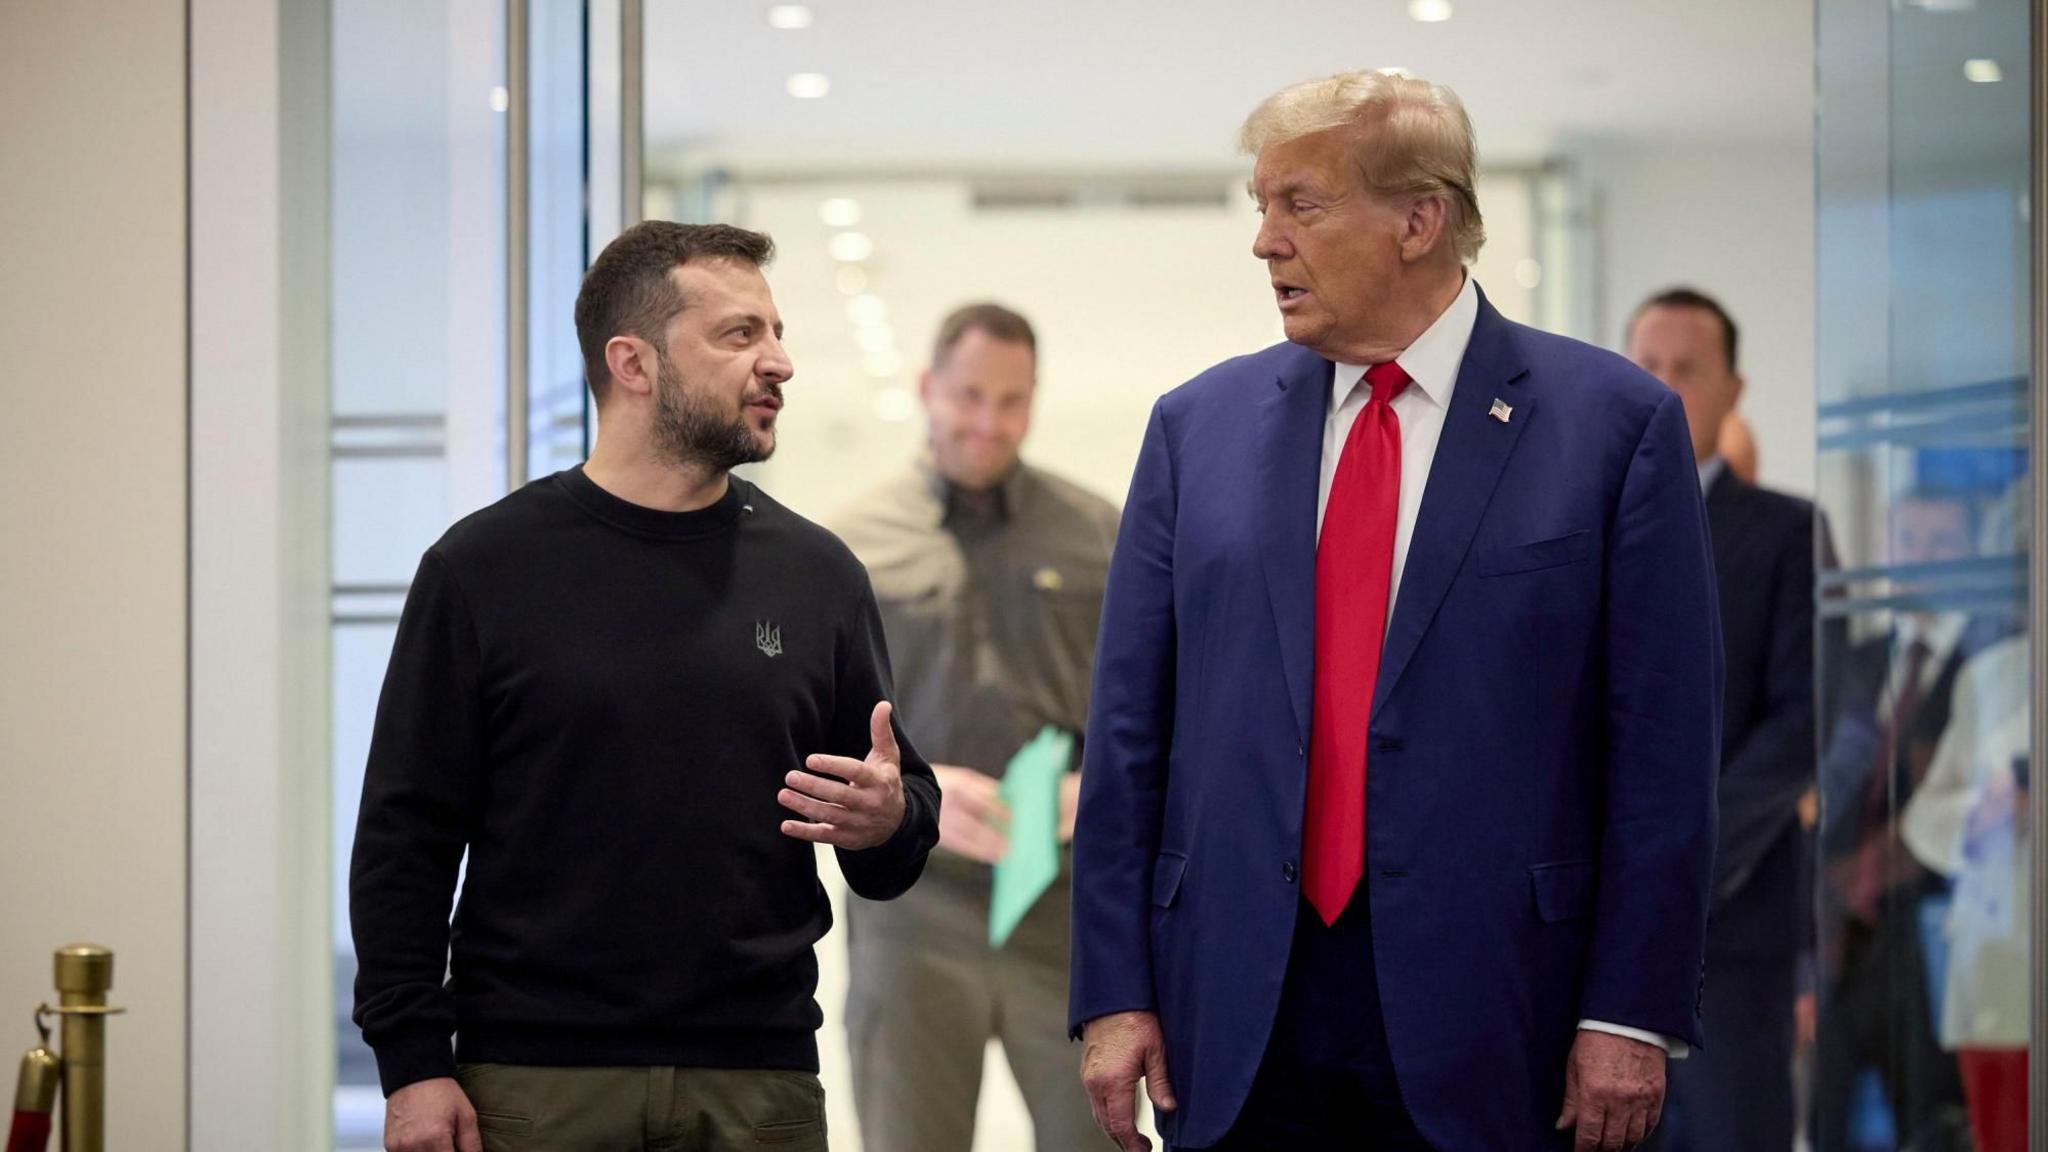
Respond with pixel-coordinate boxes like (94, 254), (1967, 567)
(1655, 471), (1817, 1151)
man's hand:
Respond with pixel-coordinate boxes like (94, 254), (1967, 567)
(782, 701), (908, 850)
(384, 1077), (482, 1152)
(1081, 1010), (1175, 1152)
(931, 763), (1010, 863)
(1556, 1030), (1665, 1150)
(1059, 773), (1082, 843)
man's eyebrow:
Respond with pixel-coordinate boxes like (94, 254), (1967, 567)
(1249, 179), (1309, 201)
(716, 311), (783, 338)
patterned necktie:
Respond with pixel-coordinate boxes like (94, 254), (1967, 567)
(1304, 361), (1411, 926)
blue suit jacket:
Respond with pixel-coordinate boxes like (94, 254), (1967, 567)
(1070, 291), (1722, 1150)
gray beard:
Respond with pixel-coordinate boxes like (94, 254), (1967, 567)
(651, 354), (773, 472)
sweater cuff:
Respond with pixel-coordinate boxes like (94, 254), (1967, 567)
(374, 1029), (458, 1097)
(838, 780), (937, 899)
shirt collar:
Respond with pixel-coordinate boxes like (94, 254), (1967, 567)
(918, 456), (1028, 525)
(1698, 456), (1727, 495)
(1330, 273), (1479, 414)
(1899, 611), (1969, 661)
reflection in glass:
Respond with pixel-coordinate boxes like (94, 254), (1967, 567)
(1813, 0), (2033, 1146)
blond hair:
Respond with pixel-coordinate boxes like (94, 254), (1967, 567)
(1240, 71), (1486, 263)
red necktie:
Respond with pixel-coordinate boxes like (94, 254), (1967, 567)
(1304, 361), (1410, 926)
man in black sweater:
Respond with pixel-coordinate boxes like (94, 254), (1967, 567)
(351, 221), (940, 1152)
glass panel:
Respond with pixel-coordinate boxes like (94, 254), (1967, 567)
(1814, 0), (2035, 1148)
(329, 1), (505, 1142)
(329, 2), (586, 1146)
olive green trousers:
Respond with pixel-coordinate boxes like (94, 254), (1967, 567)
(456, 1062), (828, 1152)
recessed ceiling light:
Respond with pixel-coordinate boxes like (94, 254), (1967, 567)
(854, 327), (895, 355)
(489, 86), (510, 112)
(847, 294), (887, 326)
(1408, 0), (1453, 22)
(835, 266), (870, 295)
(786, 72), (831, 99)
(819, 198), (863, 228)
(1964, 58), (2002, 83)
(828, 232), (873, 262)
(872, 387), (915, 423)
(768, 5), (814, 30)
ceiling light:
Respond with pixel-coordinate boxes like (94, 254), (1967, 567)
(847, 294), (887, 326)
(489, 86), (510, 112)
(872, 387), (915, 423)
(819, 198), (863, 228)
(828, 231), (874, 262)
(767, 5), (814, 30)
(863, 349), (902, 378)
(1408, 0), (1453, 22)
(835, 266), (870, 295)
(786, 72), (830, 99)
(1514, 259), (1543, 289)
(1964, 58), (2002, 83)
(855, 326), (895, 354)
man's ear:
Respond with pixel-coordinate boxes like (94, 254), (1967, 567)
(1400, 196), (1450, 264)
(605, 335), (657, 399)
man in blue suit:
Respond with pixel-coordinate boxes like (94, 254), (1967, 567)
(1070, 72), (1722, 1151)
(1626, 288), (1818, 1152)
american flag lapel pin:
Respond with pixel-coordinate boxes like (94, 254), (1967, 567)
(1489, 398), (1513, 424)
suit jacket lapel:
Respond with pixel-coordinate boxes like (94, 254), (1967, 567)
(1259, 346), (1331, 745)
(1373, 294), (1533, 716)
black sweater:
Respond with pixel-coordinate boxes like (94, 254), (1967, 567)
(349, 467), (939, 1095)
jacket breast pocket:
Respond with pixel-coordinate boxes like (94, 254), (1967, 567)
(1476, 529), (1594, 577)
(1531, 860), (1597, 923)
(1151, 851), (1188, 909)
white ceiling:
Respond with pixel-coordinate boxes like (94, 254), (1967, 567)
(644, 0), (1816, 172)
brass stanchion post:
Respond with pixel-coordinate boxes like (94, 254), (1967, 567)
(51, 947), (111, 1152)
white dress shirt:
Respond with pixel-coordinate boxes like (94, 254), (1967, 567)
(1697, 455), (1726, 495)
(1316, 274), (1687, 1059)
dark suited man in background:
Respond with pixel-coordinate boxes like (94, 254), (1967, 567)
(1071, 71), (1721, 1151)
(1627, 287), (1817, 1152)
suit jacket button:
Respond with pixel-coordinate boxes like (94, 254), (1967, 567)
(1282, 861), (1298, 883)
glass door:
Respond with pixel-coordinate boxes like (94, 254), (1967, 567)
(328, 1), (596, 1145)
(1812, 0), (2038, 1147)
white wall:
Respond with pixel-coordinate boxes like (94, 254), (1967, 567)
(1574, 138), (1819, 497)
(0, 1), (189, 1144)
(189, 0), (335, 1148)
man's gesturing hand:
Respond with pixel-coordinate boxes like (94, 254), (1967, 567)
(781, 701), (908, 850)
(1556, 1030), (1666, 1150)
(1081, 1010), (1176, 1152)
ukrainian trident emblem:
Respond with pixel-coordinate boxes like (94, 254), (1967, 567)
(755, 621), (783, 657)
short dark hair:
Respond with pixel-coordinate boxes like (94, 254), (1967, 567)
(574, 221), (775, 402)
(931, 302), (1037, 368)
(1630, 286), (1739, 371)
